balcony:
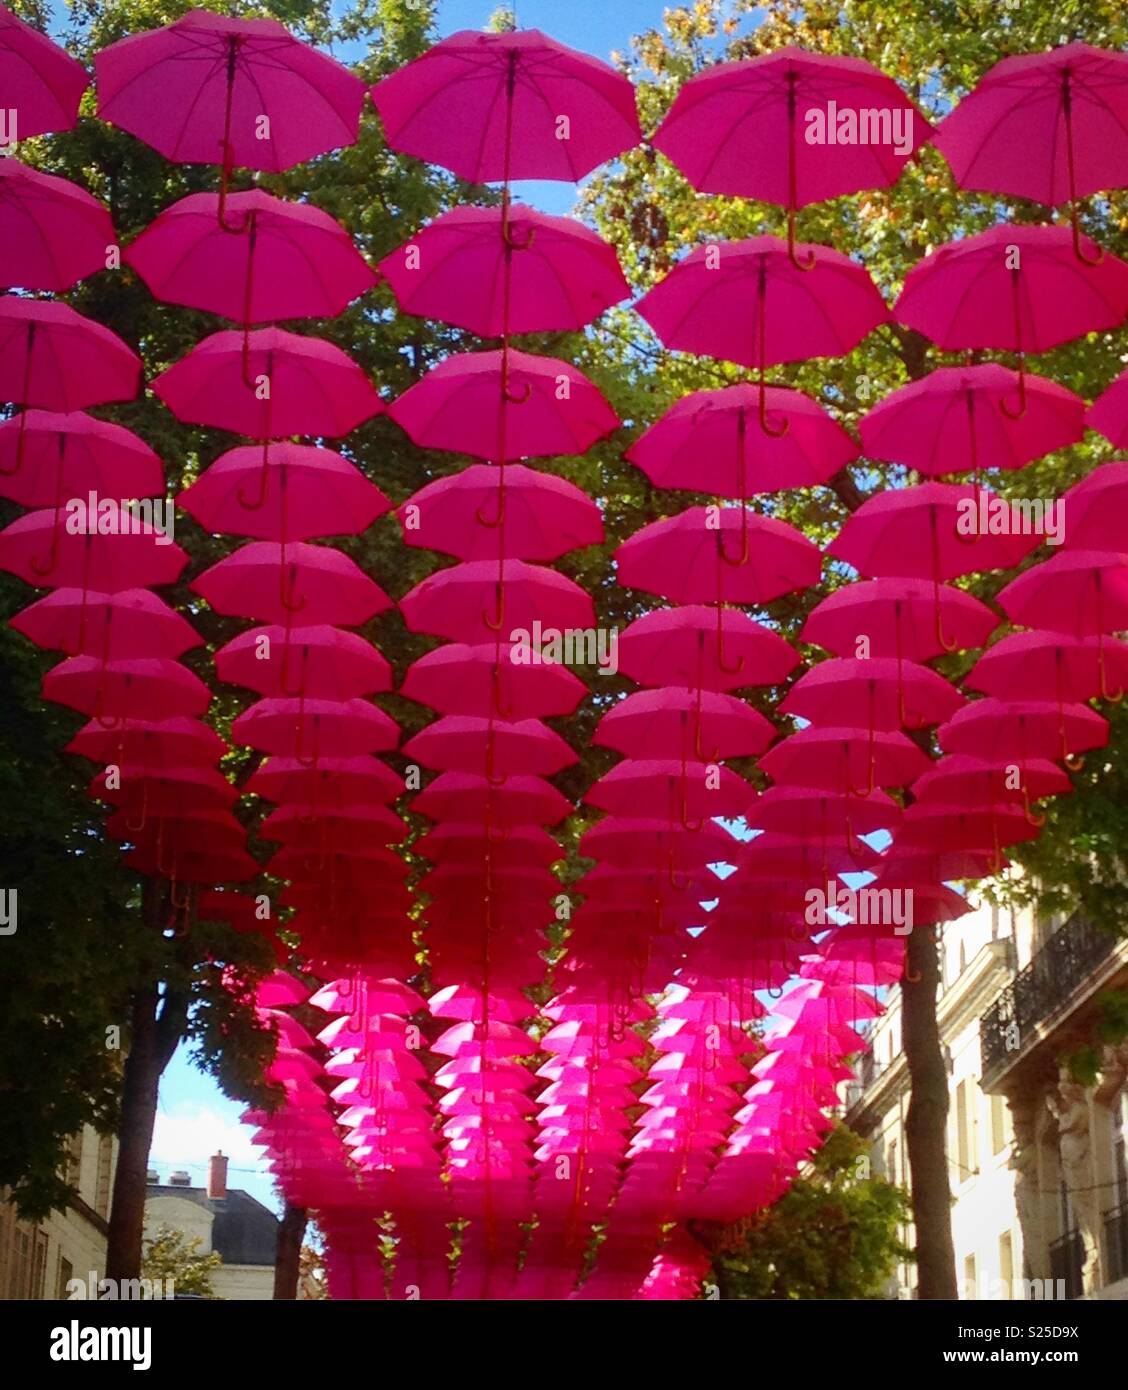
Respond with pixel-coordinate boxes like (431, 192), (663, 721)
(1104, 1201), (1128, 1287)
(979, 915), (1117, 1082)
(1048, 1230), (1085, 1301)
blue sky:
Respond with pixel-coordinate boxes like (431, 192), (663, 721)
(155, 0), (755, 1219)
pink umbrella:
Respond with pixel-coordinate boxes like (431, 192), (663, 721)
(1088, 370), (1128, 448)
(370, 28), (640, 184)
(191, 542), (390, 626)
(232, 697), (399, 761)
(0, 297), (141, 410)
(389, 348), (619, 461)
(96, 11), (365, 227)
(400, 558), (595, 642)
(246, 755), (402, 808)
(1059, 461), (1128, 549)
(43, 654), (210, 720)
(758, 725), (931, 794)
(585, 759), (750, 823)
(0, 161), (116, 292)
(126, 189), (375, 324)
(0, 510), (187, 590)
(967, 629), (1128, 705)
(66, 716), (226, 767)
(616, 506), (821, 599)
(593, 687), (775, 763)
(0, 409), (162, 503)
(636, 235), (889, 426)
(178, 443), (389, 540)
(780, 656), (965, 731)
(401, 641), (586, 719)
(626, 384), (856, 498)
(215, 624), (392, 699)
(617, 605), (799, 691)
(400, 464), (602, 562)
(12, 588), (200, 659)
(653, 47), (931, 264)
(913, 754), (1070, 814)
(379, 204), (629, 336)
(752, 786), (901, 839)
(0, 4), (89, 137)
(937, 697), (1108, 764)
(402, 716), (577, 778)
(152, 328), (382, 437)
(934, 44), (1128, 262)
(802, 577), (999, 660)
(859, 365), (1085, 477)
(997, 549), (1128, 638)
(895, 226), (1128, 413)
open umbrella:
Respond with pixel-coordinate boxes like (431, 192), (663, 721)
(400, 558), (595, 642)
(934, 44), (1128, 263)
(232, 697), (399, 761)
(802, 577), (998, 660)
(1, 4), (89, 138)
(966, 629), (1128, 705)
(0, 510), (187, 590)
(779, 656), (965, 731)
(402, 716), (576, 779)
(12, 587), (200, 660)
(1058, 461), (1128, 550)
(0, 297), (141, 411)
(1088, 370), (1128, 449)
(618, 605), (799, 691)
(96, 11), (365, 227)
(191, 541), (390, 626)
(401, 641), (586, 720)
(215, 624), (392, 699)
(0, 161), (116, 292)
(593, 687), (775, 763)
(0, 409), (162, 504)
(43, 654), (210, 721)
(653, 46), (931, 266)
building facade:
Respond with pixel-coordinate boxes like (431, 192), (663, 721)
(847, 893), (1128, 1300)
(0, 1125), (115, 1299)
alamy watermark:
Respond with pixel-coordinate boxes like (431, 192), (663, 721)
(509, 621), (618, 675)
(64, 493), (175, 546)
(804, 102), (913, 156)
(956, 494), (1064, 545)
(804, 879), (914, 936)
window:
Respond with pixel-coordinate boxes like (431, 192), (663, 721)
(956, 1080), (974, 1178)
(991, 1094), (1010, 1155)
(999, 1232), (1014, 1297)
(1112, 1087), (1128, 1211)
(58, 1256), (73, 1301)
(888, 1139), (899, 1185)
(964, 1254), (977, 1298)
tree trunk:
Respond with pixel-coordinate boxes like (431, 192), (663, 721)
(902, 922), (958, 1299)
(105, 880), (190, 1282)
(273, 1203), (308, 1299)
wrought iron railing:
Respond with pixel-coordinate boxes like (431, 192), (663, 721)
(1049, 1231), (1085, 1301)
(979, 915), (1117, 1078)
(1104, 1201), (1128, 1287)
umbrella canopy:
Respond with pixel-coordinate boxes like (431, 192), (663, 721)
(388, 349), (619, 461)
(758, 726), (931, 792)
(937, 697), (1108, 761)
(12, 587), (201, 659)
(859, 365), (1085, 475)
(617, 605), (800, 691)
(997, 549), (1128, 637)
(152, 328), (383, 438)
(0, 510), (187, 591)
(1058, 462), (1128, 549)
(0, 161), (116, 292)
(0, 410), (162, 506)
(402, 716), (577, 778)
(0, 4), (89, 137)
(379, 204), (629, 336)
(0, 298), (142, 409)
(779, 656), (965, 730)
(215, 624), (392, 699)
(802, 577), (999, 660)
(401, 641), (587, 719)
(370, 28), (640, 183)
(125, 189), (376, 322)
(400, 559), (595, 643)
(95, 10), (365, 170)
(1088, 370), (1128, 449)
(593, 687), (776, 761)
(43, 654), (210, 719)
(232, 697), (399, 759)
(191, 541), (391, 626)
(966, 629), (1128, 704)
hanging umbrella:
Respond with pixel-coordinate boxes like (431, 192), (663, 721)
(934, 44), (1128, 263)
(401, 641), (586, 719)
(1058, 461), (1128, 549)
(913, 754), (1070, 810)
(0, 4), (89, 137)
(126, 189), (375, 324)
(626, 384), (856, 497)
(370, 28), (640, 184)
(0, 297), (141, 410)
(617, 605), (799, 692)
(779, 656), (965, 730)
(66, 715), (226, 768)
(615, 506), (821, 599)
(96, 11), (365, 227)
(937, 697), (1108, 764)
(967, 629), (1128, 704)
(400, 558), (595, 642)
(593, 687), (775, 763)
(379, 204), (629, 336)
(896, 802), (1041, 857)
(859, 365), (1085, 477)
(152, 327), (383, 437)
(12, 587), (200, 659)
(402, 716), (576, 778)
(749, 787), (901, 838)
(232, 697), (399, 760)
(0, 161), (116, 291)
(0, 409), (161, 501)
(758, 725), (931, 794)
(399, 464), (602, 562)
(895, 226), (1128, 414)
(654, 46), (930, 265)
(178, 443), (389, 540)
(585, 759), (750, 823)
(389, 348), (619, 461)
(215, 624), (392, 699)
(191, 541), (390, 626)
(1088, 369), (1128, 448)
(997, 549), (1128, 637)
(0, 510), (187, 590)
(636, 236), (889, 430)
(43, 654), (210, 720)
(802, 577), (998, 660)
(246, 755), (403, 807)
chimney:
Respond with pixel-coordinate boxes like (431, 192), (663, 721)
(207, 1151), (228, 1200)
(168, 1170), (191, 1186)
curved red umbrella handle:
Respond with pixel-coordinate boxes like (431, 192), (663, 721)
(1021, 783), (1047, 829)
(715, 602), (744, 675)
(280, 638), (308, 700)
(484, 718), (506, 789)
(217, 37), (251, 235)
(1097, 610), (1124, 702)
(755, 276), (789, 438)
(678, 772), (702, 834)
(279, 560), (306, 615)
(294, 713), (320, 769)
(785, 71), (816, 272)
(718, 504), (751, 568)
(124, 777), (150, 835)
(847, 728), (877, 799)
(490, 655), (513, 721)
(475, 461), (506, 528)
(1060, 72), (1103, 267)
(94, 671), (125, 731)
(237, 440), (274, 512)
(239, 212), (260, 389)
(482, 575), (505, 632)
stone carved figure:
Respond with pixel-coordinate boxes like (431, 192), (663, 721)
(1046, 1069), (1099, 1288)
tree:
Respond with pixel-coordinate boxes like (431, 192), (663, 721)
(580, 0), (1128, 1298)
(699, 1124), (911, 1300)
(141, 1223), (223, 1298)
